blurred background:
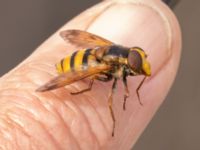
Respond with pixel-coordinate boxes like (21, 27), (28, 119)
(0, 0), (199, 149)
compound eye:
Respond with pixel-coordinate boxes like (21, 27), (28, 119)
(128, 51), (142, 72)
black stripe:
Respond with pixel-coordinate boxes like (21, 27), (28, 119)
(82, 49), (92, 65)
(60, 58), (64, 72)
(108, 45), (129, 58)
(70, 51), (78, 70)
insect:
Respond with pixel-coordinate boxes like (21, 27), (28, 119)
(36, 29), (151, 136)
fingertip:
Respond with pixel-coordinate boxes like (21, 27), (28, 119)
(5, 0), (182, 149)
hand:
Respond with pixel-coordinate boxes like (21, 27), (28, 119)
(0, 0), (181, 149)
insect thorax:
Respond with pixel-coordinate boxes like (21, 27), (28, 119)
(101, 45), (129, 64)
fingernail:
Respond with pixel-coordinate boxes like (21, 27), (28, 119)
(84, 1), (176, 77)
(47, 0), (180, 77)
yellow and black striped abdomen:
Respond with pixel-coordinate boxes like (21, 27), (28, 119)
(56, 49), (98, 74)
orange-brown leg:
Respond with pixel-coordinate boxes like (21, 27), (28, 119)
(71, 79), (94, 95)
(136, 76), (146, 106)
(71, 74), (112, 95)
(123, 75), (129, 110)
(108, 78), (117, 136)
(95, 74), (113, 82)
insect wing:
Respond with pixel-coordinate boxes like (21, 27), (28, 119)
(60, 30), (113, 48)
(36, 64), (111, 92)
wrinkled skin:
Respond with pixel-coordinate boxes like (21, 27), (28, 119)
(0, 0), (181, 150)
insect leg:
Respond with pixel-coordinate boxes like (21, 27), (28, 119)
(136, 76), (146, 106)
(123, 75), (129, 110)
(95, 74), (113, 82)
(70, 74), (112, 95)
(108, 78), (117, 136)
(71, 79), (94, 95)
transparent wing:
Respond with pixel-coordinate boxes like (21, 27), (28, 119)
(36, 64), (111, 92)
(60, 29), (113, 48)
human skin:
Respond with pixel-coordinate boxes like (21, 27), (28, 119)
(0, 0), (181, 150)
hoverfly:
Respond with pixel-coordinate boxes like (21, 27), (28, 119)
(36, 30), (151, 136)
